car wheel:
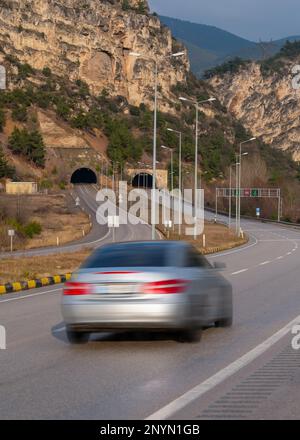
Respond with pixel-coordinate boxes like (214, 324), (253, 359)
(66, 328), (89, 344)
(215, 316), (233, 328)
(177, 328), (202, 343)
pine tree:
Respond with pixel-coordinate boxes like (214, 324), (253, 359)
(0, 145), (15, 178)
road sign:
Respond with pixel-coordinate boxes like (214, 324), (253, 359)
(256, 207), (261, 218)
(251, 189), (259, 197)
(8, 229), (15, 253)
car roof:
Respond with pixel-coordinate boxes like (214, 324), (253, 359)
(100, 240), (189, 250)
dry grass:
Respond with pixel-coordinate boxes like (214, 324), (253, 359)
(158, 220), (247, 254)
(0, 250), (91, 284)
(0, 193), (91, 252)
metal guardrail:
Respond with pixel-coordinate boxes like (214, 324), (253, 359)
(205, 206), (300, 229)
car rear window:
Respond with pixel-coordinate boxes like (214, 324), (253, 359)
(81, 244), (169, 268)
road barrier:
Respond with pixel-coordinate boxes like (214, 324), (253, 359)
(0, 273), (72, 295)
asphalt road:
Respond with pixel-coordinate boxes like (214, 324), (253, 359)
(0, 187), (300, 419)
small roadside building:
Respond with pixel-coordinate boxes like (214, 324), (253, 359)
(5, 182), (38, 195)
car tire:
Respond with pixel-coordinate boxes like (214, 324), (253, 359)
(215, 316), (233, 328)
(66, 328), (89, 344)
(177, 328), (202, 343)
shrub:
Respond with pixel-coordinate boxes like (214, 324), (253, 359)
(122, 0), (130, 10)
(204, 57), (250, 79)
(8, 128), (45, 167)
(42, 67), (52, 77)
(0, 145), (15, 178)
(23, 221), (42, 238)
(39, 179), (53, 190)
(59, 181), (66, 190)
(17, 63), (35, 80)
(0, 108), (5, 132)
(105, 119), (142, 163)
(55, 99), (71, 120)
(12, 105), (28, 122)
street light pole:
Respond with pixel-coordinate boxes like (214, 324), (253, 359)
(179, 97), (216, 239)
(130, 51), (185, 240)
(237, 137), (256, 236)
(235, 156), (240, 235)
(167, 128), (183, 235)
(151, 60), (158, 240)
(229, 165), (232, 229)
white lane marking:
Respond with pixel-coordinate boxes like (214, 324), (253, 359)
(0, 288), (62, 303)
(287, 252), (292, 255)
(146, 314), (300, 420)
(209, 234), (258, 259)
(258, 239), (290, 242)
(259, 261), (270, 266)
(231, 269), (248, 275)
(276, 256), (284, 260)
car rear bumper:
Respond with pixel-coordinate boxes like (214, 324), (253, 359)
(61, 297), (191, 331)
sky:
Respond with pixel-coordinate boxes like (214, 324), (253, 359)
(148, 0), (300, 42)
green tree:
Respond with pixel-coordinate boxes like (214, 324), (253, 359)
(0, 145), (15, 178)
(12, 105), (28, 122)
(0, 108), (5, 132)
(122, 0), (130, 10)
(8, 128), (45, 167)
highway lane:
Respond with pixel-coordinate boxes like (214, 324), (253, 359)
(0, 216), (299, 419)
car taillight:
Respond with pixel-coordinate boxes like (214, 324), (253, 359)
(63, 282), (92, 296)
(142, 279), (189, 295)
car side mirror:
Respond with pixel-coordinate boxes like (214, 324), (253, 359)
(213, 262), (226, 270)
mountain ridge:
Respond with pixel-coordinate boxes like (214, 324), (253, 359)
(159, 15), (300, 77)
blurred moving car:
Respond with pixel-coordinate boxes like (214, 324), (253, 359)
(61, 241), (233, 344)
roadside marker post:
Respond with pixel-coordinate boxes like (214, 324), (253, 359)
(108, 216), (120, 242)
(164, 220), (172, 239)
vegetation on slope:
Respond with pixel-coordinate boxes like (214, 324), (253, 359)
(0, 50), (300, 220)
(203, 57), (251, 79)
(260, 40), (300, 76)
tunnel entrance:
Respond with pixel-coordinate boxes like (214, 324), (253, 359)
(71, 168), (97, 184)
(132, 173), (153, 189)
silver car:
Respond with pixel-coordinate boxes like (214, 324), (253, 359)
(61, 241), (233, 344)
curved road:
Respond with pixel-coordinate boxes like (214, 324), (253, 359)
(0, 188), (300, 419)
(0, 185), (110, 258)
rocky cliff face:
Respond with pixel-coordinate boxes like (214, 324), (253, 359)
(0, 0), (189, 111)
(209, 61), (300, 161)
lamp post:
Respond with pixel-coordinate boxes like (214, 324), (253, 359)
(167, 128), (183, 235)
(235, 155), (240, 234)
(179, 96), (216, 238)
(161, 145), (175, 231)
(237, 138), (256, 236)
(130, 51), (185, 240)
(229, 163), (235, 229)
(161, 145), (174, 193)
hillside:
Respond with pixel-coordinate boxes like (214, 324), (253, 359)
(207, 41), (300, 164)
(0, 0), (189, 112)
(0, 1), (299, 221)
(159, 15), (300, 77)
